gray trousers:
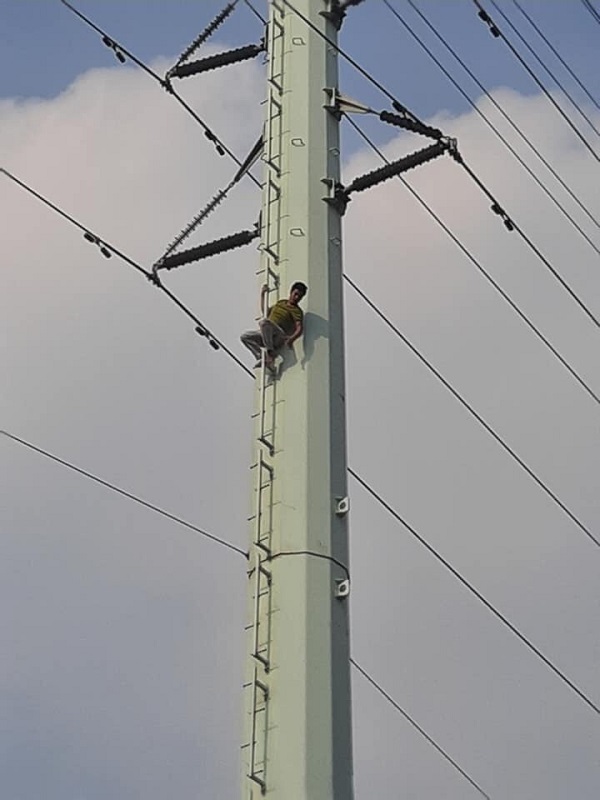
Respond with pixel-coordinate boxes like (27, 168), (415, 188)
(241, 319), (287, 360)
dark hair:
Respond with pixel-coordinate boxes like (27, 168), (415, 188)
(291, 281), (307, 296)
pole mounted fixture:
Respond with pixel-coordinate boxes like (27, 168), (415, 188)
(167, 42), (265, 80)
(153, 225), (259, 273)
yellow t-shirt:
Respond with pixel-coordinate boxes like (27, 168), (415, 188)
(267, 299), (303, 336)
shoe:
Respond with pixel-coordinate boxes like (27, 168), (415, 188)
(253, 360), (262, 368)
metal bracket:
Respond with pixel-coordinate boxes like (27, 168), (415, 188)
(335, 496), (349, 516)
(324, 87), (373, 120)
(322, 177), (349, 216)
(334, 578), (350, 598)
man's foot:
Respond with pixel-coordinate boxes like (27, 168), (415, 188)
(253, 360), (262, 368)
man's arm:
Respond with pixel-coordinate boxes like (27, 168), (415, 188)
(260, 284), (269, 317)
(286, 320), (303, 347)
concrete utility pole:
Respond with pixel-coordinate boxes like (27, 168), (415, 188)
(241, 1), (353, 798)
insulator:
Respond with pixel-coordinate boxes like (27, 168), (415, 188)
(160, 228), (259, 272)
(174, 2), (237, 68)
(160, 184), (232, 260)
(170, 43), (264, 80)
(347, 141), (449, 195)
(380, 111), (443, 140)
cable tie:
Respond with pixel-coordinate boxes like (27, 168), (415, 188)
(476, 4), (501, 36)
(83, 231), (112, 258)
(101, 34), (126, 63)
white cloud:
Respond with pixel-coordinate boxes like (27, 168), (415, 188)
(1, 52), (599, 800)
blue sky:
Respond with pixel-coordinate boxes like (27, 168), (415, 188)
(3, 0), (599, 114)
(2, 2), (599, 799)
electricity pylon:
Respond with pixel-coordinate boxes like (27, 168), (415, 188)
(241, 1), (354, 798)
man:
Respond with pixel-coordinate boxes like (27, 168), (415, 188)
(241, 281), (307, 369)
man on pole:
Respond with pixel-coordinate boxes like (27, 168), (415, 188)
(241, 282), (307, 369)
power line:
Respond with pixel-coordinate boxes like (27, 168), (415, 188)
(2, 430), (247, 558)
(488, 0), (600, 137)
(344, 271), (600, 552)
(279, 0), (428, 125)
(0, 168), (255, 379)
(243, 0), (267, 25)
(510, 0), (600, 112)
(579, 0), (600, 26)
(382, 0), (600, 253)
(10, 157), (596, 552)
(343, 118), (600, 409)
(472, 0), (600, 163)
(58, 0), (262, 189)
(351, 658), (491, 799)
(400, 0), (600, 233)
(348, 468), (600, 716)
(3, 423), (495, 792)
(453, 153), (600, 330)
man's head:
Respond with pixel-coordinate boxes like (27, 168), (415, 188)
(289, 282), (307, 305)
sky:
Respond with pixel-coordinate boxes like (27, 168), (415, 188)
(1, 1), (599, 798)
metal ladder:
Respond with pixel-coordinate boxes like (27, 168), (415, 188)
(243, 4), (286, 796)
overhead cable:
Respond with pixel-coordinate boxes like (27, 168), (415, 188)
(243, 0), (267, 25)
(400, 0), (600, 231)
(579, 0), (600, 26)
(1, 430), (247, 557)
(0, 168), (254, 378)
(453, 153), (600, 330)
(348, 468), (600, 716)
(382, 0), (600, 252)
(510, 0), (600, 113)
(488, 0), (600, 137)
(2, 426), (490, 792)
(472, 0), (600, 163)
(278, 0), (429, 128)
(58, 0), (262, 187)
(344, 271), (600, 552)
(343, 119), (600, 409)
(351, 658), (491, 800)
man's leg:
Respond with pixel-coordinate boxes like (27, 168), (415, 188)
(240, 329), (264, 362)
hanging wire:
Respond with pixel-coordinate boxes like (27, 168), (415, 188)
(342, 119), (600, 410)
(452, 153), (600, 330)
(579, 0), (600, 26)
(243, 0), (267, 25)
(510, 0), (600, 112)
(2, 430), (247, 557)
(488, 0), (600, 137)
(383, 0), (600, 250)
(351, 658), (491, 799)
(58, 0), (262, 186)
(0, 168), (255, 378)
(472, 0), (600, 163)
(349, 468), (600, 716)
(344, 269), (600, 552)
